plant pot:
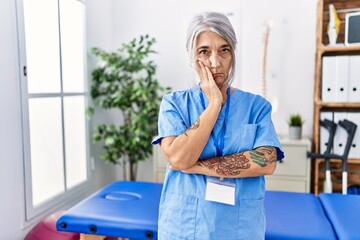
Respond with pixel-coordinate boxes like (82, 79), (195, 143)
(289, 126), (302, 140)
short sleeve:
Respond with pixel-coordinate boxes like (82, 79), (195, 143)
(253, 101), (285, 160)
(152, 94), (187, 145)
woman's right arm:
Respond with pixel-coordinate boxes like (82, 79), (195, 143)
(160, 101), (221, 170)
(160, 61), (223, 170)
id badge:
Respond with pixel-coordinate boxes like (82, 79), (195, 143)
(205, 176), (236, 205)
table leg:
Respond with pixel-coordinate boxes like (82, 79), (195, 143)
(80, 234), (129, 240)
(80, 234), (106, 240)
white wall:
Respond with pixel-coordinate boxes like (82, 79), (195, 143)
(0, 0), (26, 238)
(240, 0), (317, 138)
(86, 0), (119, 189)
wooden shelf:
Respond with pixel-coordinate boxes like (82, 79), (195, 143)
(317, 102), (360, 110)
(319, 44), (360, 54)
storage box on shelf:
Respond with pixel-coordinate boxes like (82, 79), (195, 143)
(312, 0), (360, 195)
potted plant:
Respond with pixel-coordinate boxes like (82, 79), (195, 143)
(288, 113), (304, 140)
(88, 35), (170, 180)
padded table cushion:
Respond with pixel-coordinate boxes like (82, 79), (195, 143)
(265, 191), (337, 240)
(56, 181), (162, 239)
(319, 193), (360, 240)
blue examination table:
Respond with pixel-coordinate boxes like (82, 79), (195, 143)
(319, 193), (360, 240)
(57, 181), (162, 239)
(57, 181), (360, 240)
(265, 191), (337, 240)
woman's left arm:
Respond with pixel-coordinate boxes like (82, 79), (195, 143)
(172, 146), (277, 178)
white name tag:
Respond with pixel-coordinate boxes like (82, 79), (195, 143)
(205, 180), (235, 205)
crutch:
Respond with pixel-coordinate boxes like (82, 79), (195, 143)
(321, 119), (337, 193)
(337, 119), (357, 194)
(308, 118), (337, 193)
(322, 119), (337, 193)
(308, 119), (357, 194)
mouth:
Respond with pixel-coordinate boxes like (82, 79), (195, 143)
(212, 73), (224, 78)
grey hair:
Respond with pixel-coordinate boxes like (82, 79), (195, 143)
(186, 12), (237, 85)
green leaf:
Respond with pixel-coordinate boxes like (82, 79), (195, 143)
(105, 136), (115, 145)
(288, 114), (304, 126)
(92, 133), (101, 142)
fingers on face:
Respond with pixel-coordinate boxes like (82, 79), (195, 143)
(197, 60), (206, 81)
(204, 65), (214, 82)
(197, 60), (213, 82)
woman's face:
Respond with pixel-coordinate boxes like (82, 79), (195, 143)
(194, 31), (233, 87)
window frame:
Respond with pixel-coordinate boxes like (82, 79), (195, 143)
(16, 0), (92, 224)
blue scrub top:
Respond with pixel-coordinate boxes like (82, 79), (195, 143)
(152, 85), (284, 240)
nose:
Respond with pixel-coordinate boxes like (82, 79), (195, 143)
(209, 53), (220, 69)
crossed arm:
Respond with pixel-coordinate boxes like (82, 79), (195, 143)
(174, 146), (277, 178)
(160, 114), (277, 178)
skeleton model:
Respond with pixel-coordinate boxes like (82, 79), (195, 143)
(259, 19), (278, 114)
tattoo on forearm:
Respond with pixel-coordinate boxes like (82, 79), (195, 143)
(197, 153), (250, 176)
(197, 146), (277, 177)
(183, 118), (200, 136)
(250, 146), (277, 167)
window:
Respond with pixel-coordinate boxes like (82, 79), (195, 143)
(17, 0), (90, 221)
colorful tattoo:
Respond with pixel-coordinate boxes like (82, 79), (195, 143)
(183, 118), (200, 136)
(197, 146), (276, 176)
(250, 146), (277, 167)
(197, 153), (250, 176)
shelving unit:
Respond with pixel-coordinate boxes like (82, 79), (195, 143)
(312, 0), (360, 194)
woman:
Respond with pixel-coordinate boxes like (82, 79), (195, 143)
(152, 12), (284, 240)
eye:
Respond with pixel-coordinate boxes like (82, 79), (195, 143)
(198, 49), (210, 56)
(220, 48), (230, 55)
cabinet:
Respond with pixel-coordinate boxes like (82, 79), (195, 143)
(153, 137), (312, 193)
(153, 145), (167, 183)
(265, 137), (312, 193)
(312, 0), (360, 195)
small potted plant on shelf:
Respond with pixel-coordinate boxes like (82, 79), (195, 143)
(288, 113), (304, 140)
